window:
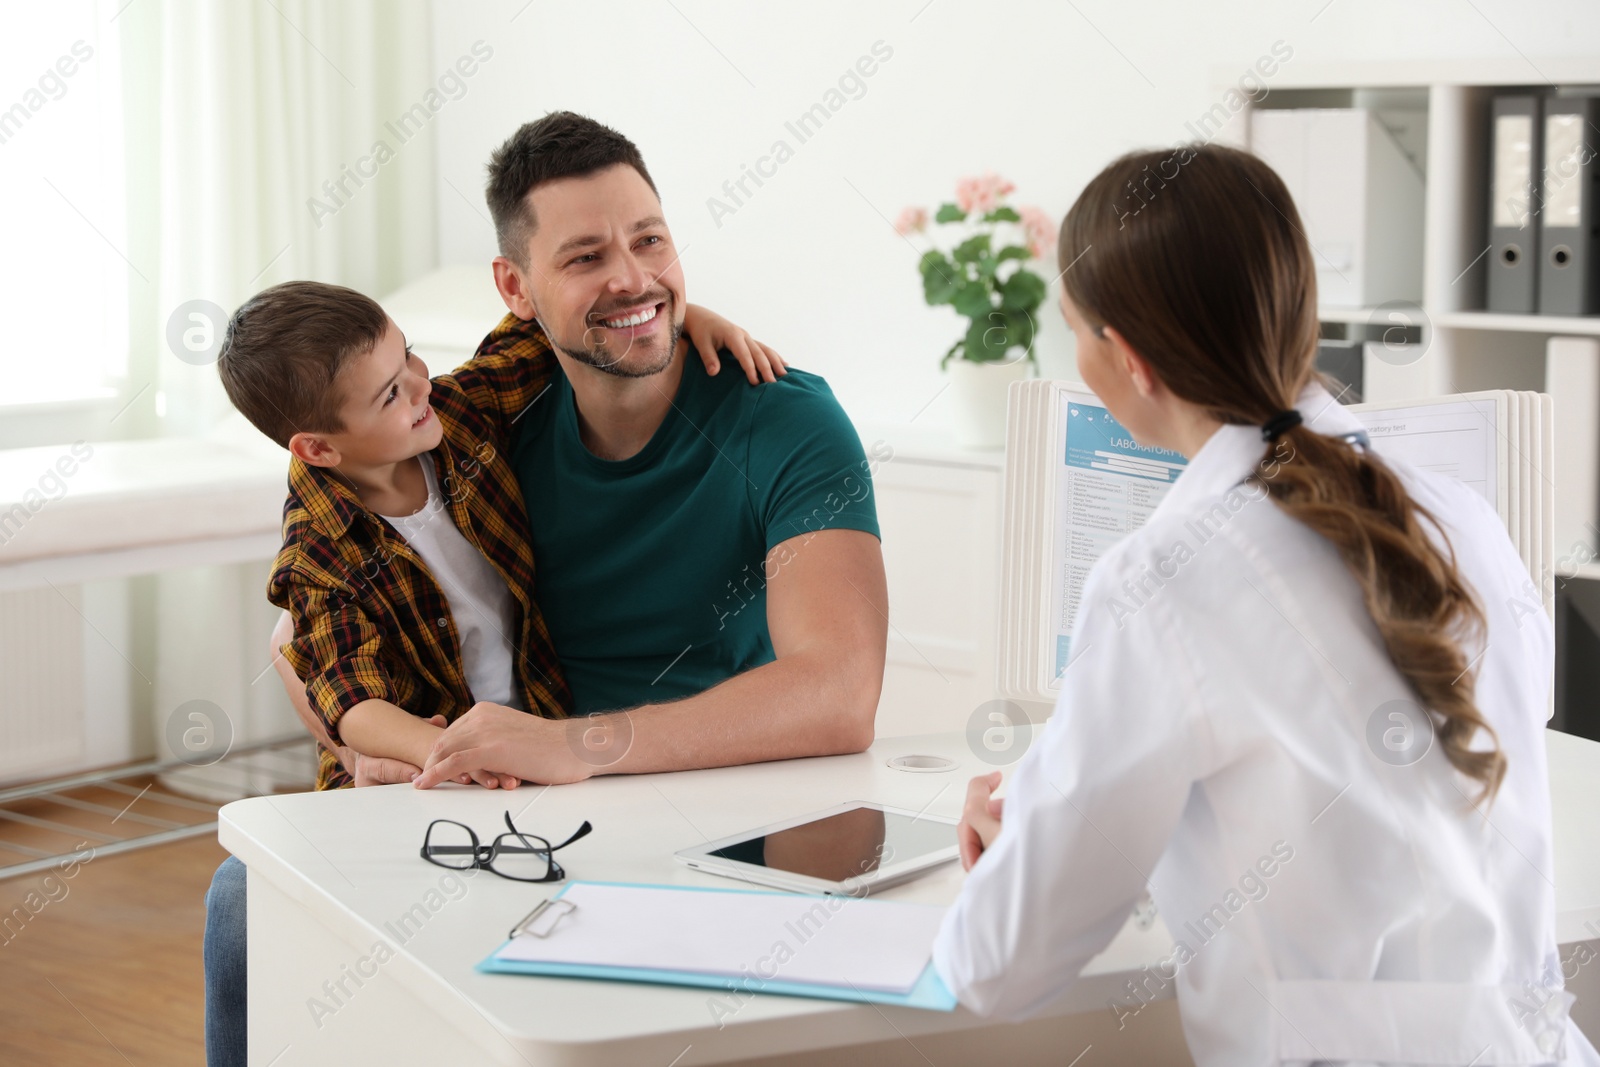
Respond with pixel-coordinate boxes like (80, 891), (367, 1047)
(0, 2), (127, 406)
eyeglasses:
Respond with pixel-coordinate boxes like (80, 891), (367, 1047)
(420, 811), (592, 883)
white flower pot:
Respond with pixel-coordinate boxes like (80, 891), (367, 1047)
(948, 357), (1032, 449)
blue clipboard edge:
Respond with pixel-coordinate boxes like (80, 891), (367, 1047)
(476, 880), (958, 1012)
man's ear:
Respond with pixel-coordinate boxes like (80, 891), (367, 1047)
(492, 255), (539, 321)
(1103, 325), (1161, 399)
(287, 431), (341, 469)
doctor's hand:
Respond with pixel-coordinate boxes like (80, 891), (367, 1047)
(957, 771), (1005, 871)
(414, 702), (592, 790)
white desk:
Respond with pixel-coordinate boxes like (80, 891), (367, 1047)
(220, 729), (1600, 1066)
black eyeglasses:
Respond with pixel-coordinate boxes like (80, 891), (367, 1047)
(420, 811), (592, 883)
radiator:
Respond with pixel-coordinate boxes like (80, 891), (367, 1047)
(0, 585), (90, 781)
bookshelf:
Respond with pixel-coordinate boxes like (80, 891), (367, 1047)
(1212, 60), (1600, 403)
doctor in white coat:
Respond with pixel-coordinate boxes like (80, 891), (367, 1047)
(931, 143), (1599, 1065)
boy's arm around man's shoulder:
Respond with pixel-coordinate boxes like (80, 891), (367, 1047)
(440, 313), (558, 443)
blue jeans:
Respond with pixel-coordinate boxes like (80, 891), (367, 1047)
(204, 855), (248, 1067)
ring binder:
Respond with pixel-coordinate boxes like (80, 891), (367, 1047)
(1539, 97), (1600, 316)
(1488, 94), (1544, 313)
(509, 897), (577, 939)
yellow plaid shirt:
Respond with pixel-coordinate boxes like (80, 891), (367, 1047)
(268, 315), (572, 789)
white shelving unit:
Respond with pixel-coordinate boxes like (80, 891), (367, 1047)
(1436, 311), (1600, 336)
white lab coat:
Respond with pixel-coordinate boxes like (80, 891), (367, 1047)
(932, 381), (1599, 1065)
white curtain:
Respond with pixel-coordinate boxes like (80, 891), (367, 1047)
(114, 0), (437, 792)
(142, 0), (437, 435)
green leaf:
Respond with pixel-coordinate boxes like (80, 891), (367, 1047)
(982, 206), (1021, 223)
(957, 308), (1038, 363)
(939, 338), (965, 369)
(952, 283), (994, 319)
(920, 251), (960, 305)
(996, 245), (1031, 264)
(963, 313), (1010, 362)
(1003, 307), (1037, 355)
(1000, 269), (1047, 311)
(952, 233), (992, 265)
(934, 202), (967, 224)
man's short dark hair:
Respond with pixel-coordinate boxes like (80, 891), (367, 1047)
(216, 281), (388, 448)
(485, 111), (658, 266)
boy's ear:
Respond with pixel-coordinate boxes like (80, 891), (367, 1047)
(492, 255), (539, 321)
(287, 431), (341, 468)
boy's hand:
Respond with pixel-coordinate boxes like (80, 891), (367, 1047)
(421, 714), (520, 790)
(684, 304), (787, 384)
(350, 752), (424, 787)
(354, 751), (519, 789)
(414, 702), (590, 790)
(344, 714), (519, 789)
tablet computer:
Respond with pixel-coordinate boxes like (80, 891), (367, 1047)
(674, 801), (960, 895)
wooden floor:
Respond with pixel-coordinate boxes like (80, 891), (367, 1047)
(0, 779), (230, 1066)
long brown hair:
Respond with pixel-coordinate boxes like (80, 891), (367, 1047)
(1061, 144), (1504, 804)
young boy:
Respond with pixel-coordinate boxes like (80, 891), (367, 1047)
(216, 280), (781, 789)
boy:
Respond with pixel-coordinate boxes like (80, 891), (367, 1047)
(216, 280), (782, 789)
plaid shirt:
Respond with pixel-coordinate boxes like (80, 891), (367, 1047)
(268, 314), (571, 790)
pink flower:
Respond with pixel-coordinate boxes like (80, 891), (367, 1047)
(957, 172), (1016, 215)
(955, 176), (982, 214)
(894, 205), (928, 235)
(1019, 205), (1055, 259)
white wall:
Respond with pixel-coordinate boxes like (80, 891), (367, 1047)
(428, 0), (1600, 429)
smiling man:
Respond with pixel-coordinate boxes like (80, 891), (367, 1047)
(412, 111), (888, 787)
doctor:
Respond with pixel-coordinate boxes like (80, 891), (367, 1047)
(932, 143), (1598, 1065)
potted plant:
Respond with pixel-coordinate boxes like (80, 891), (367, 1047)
(897, 174), (1054, 448)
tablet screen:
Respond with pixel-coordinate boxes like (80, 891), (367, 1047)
(707, 805), (955, 882)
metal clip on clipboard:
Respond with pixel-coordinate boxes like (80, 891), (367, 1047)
(510, 897), (577, 939)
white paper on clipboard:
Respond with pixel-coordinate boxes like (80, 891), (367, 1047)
(490, 882), (946, 994)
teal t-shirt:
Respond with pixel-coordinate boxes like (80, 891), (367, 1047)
(509, 349), (880, 714)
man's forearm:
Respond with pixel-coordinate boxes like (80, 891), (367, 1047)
(416, 529), (888, 791)
(596, 647), (879, 775)
(339, 699), (441, 768)
(594, 529), (886, 776)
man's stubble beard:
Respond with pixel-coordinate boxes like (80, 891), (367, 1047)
(556, 296), (683, 380)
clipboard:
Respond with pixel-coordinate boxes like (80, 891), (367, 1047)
(476, 880), (958, 1012)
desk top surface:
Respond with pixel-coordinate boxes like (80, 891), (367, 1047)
(220, 728), (1600, 1058)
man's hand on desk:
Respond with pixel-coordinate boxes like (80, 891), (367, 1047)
(335, 714), (522, 790)
(958, 771), (1005, 871)
(415, 702), (592, 789)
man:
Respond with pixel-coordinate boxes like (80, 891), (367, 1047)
(207, 111), (887, 1065)
(412, 110), (887, 787)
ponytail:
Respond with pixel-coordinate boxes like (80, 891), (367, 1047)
(1061, 143), (1505, 803)
(1256, 426), (1502, 802)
